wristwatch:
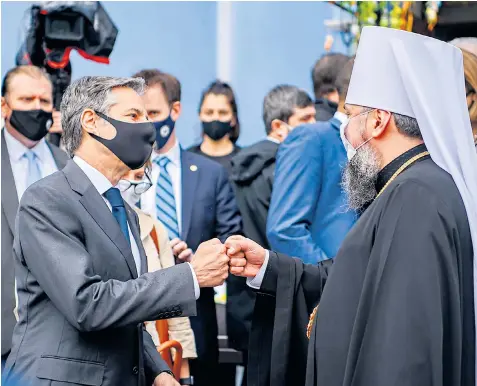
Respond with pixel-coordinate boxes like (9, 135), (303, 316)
(179, 376), (194, 385)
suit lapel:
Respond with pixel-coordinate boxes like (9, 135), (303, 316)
(180, 150), (199, 242)
(125, 203), (148, 275)
(1, 132), (20, 233)
(63, 161), (138, 278)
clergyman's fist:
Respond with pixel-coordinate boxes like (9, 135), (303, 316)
(190, 238), (229, 287)
(225, 235), (266, 278)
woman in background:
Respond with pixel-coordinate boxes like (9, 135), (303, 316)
(118, 161), (197, 384)
(450, 38), (477, 148)
(462, 49), (477, 147)
(188, 80), (241, 174)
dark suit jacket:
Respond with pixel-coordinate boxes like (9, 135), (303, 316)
(1, 131), (68, 357)
(267, 118), (357, 264)
(3, 160), (197, 386)
(179, 150), (242, 361)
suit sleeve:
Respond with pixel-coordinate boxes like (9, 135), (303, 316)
(214, 164), (242, 241)
(267, 127), (328, 264)
(15, 186), (197, 332)
(143, 326), (172, 383)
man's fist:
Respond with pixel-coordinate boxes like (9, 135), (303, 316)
(170, 238), (193, 262)
(225, 235), (266, 278)
(190, 239), (229, 287)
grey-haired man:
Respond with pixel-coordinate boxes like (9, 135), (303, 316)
(2, 76), (230, 386)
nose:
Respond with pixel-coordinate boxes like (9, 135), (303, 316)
(32, 97), (42, 110)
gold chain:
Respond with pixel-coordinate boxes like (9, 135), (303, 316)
(375, 151), (430, 199)
(306, 151), (430, 340)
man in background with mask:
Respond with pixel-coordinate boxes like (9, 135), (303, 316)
(227, 84), (315, 384)
(132, 69), (242, 386)
(0, 65), (68, 368)
(2, 75), (231, 386)
(267, 59), (357, 264)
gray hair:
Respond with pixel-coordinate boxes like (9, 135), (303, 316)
(262, 84), (313, 135)
(60, 76), (145, 156)
(360, 106), (422, 139)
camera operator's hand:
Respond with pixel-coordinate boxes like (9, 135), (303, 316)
(49, 110), (63, 134)
(190, 239), (229, 287)
(225, 235), (267, 278)
(170, 238), (193, 262)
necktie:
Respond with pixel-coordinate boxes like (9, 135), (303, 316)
(155, 157), (180, 240)
(24, 150), (41, 188)
(104, 187), (131, 246)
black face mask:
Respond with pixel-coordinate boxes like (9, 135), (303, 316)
(202, 120), (233, 141)
(9, 109), (53, 141)
(90, 112), (156, 170)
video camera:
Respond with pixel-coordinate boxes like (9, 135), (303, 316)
(16, 1), (118, 145)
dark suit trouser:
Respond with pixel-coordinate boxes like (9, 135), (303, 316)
(190, 358), (220, 386)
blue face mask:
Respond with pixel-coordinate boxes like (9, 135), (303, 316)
(153, 114), (176, 150)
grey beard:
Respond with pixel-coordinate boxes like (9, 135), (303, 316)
(342, 145), (381, 211)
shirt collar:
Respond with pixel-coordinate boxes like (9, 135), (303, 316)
(152, 138), (181, 166)
(266, 136), (281, 144)
(3, 127), (50, 162)
(333, 111), (348, 124)
(375, 143), (429, 194)
(73, 156), (112, 195)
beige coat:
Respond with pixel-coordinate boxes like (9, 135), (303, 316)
(136, 208), (197, 359)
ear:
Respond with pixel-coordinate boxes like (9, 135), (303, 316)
(170, 101), (181, 122)
(81, 109), (98, 135)
(371, 109), (392, 139)
(270, 119), (288, 141)
(1, 97), (10, 119)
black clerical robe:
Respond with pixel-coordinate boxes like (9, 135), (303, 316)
(248, 145), (475, 386)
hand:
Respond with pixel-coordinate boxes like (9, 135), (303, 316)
(170, 238), (193, 262)
(49, 110), (63, 134)
(154, 372), (179, 386)
(225, 235), (266, 278)
(190, 238), (229, 287)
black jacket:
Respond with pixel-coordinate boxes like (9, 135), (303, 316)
(314, 98), (338, 122)
(227, 139), (279, 351)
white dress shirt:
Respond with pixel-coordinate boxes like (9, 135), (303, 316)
(246, 250), (270, 289)
(4, 128), (58, 200)
(333, 110), (348, 124)
(266, 136), (281, 144)
(73, 156), (142, 274)
(141, 139), (182, 233)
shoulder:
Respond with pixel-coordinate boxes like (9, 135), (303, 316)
(19, 171), (72, 215)
(182, 150), (226, 174)
(282, 121), (337, 148)
(383, 159), (465, 219)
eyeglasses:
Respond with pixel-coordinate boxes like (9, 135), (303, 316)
(117, 172), (153, 195)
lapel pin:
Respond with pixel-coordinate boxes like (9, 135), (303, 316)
(190, 165), (198, 172)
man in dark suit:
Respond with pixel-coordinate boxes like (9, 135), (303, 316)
(267, 58), (357, 264)
(2, 75), (231, 386)
(1, 66), (68, 367)
(133, 69), (242, 386)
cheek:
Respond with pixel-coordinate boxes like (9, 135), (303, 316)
(346, 123), (365, 148)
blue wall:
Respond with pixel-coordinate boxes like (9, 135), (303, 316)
(1, 1), (348, 147)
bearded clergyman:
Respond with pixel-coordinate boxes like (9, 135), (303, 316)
(226, 26), (477, 386)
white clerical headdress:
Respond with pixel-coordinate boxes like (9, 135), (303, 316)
(347, 26), (477, 380)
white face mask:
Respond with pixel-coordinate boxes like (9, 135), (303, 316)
(339, 110), (374, 161)
(121, 189), (142, 207)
